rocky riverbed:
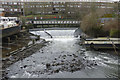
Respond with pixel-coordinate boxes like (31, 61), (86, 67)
(1, 28), (119, 79)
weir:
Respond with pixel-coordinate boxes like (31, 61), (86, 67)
(30, 28), (77, 39)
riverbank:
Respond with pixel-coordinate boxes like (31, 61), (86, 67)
(2, 31), (48, 79)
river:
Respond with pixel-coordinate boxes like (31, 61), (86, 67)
(6, 28), (119, 78)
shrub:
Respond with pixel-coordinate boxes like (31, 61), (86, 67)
(110, 29), (120, 38)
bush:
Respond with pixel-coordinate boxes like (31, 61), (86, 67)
(104, 19), (120, 38)
(110, 29), (120, 38)
(80, 12), (102, 37)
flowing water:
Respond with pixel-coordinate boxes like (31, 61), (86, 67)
(6, 28), (119, 78)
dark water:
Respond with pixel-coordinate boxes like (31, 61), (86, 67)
(6, 28), (119, 78)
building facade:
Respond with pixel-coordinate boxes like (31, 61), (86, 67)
(0, 0), (118, 18)
(0, 1), (23, 17)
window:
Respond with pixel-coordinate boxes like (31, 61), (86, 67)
(14, 9), (18, 11)
(10, 9), (13, 11)
(5, 2), (7, 4)
(21, 6), (24, 8)
(18, 3), (21, 5)
(9, 2), (12, 5)
(2, 2), (4, 4)
(14, 2), (17, 5)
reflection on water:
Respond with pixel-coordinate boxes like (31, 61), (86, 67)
(6, 28), (119, 78)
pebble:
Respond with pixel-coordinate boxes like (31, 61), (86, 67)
(70, 64), (74, 68)
(60, 62), (64, 65)
(20, 66), (23, 69)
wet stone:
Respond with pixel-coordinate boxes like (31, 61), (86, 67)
(72, 58), (76, 61)
(41, 62), (45, 64)
(63, 57), (66, 59)
(84, 56), (87, 58)
(60, 62), (64, 65)
(94, 63), (97, 66)
(62, 55), (66, 57)
(70, 64), (74, 68)
(20, 66), (23, 69)
(54, 58), (57, 60)
(23, 65), (27, 68)
(61, 60), (64, 62)
(90, 63), (94, 66)
(54, 69), (59, 73)
(52, 63), (55, 66)
(46, 63), (51, 68)
(55, 63), (60, 66)
(5, 72), (8, 75)
(2, 76), (9, 80)
(33, 61), (36, 63)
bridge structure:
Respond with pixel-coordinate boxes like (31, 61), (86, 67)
(29, 20), (81, 28)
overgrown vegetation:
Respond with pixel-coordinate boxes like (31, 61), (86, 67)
(104, 19), (120, 38)
(80, 3), (119, 38)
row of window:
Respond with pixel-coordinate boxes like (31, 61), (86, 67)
(10, 9), (22, 11)
(33, 21), (80, 24)
(22, 0), (113, 2)
(1, 2), (113, 5)
(25, 5), (65, 8)
(4, 8), (22, 12)
(3, 5), (22, 8)
(24, 5), (113, 8)
(37, 12), (53, 14)
(2, 2), (23, 5)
